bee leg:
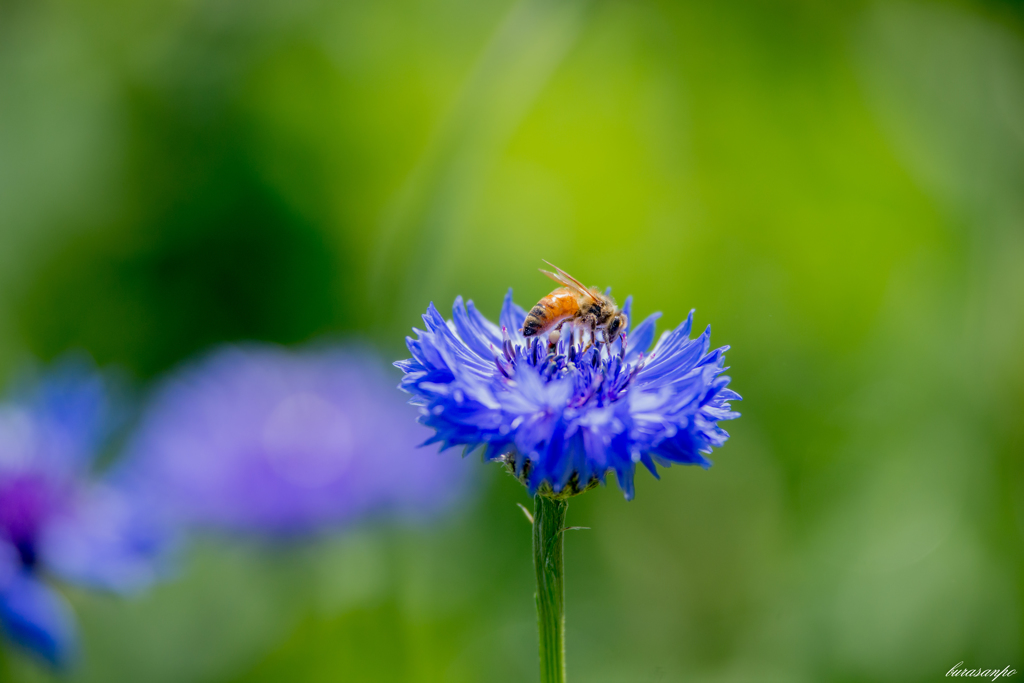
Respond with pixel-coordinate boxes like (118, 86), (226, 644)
(581, 315), (598, 353)
(547, 322), (564, 353)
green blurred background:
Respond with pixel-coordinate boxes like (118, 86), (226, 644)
(1, 0), (1022, 680)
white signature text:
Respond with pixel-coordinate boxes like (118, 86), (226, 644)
(947, 662), (1017, 681)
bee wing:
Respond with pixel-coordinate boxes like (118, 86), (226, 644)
(539, 262), (597, 302)
(542, 260), (590, 291)
(540, 266), (598, 301)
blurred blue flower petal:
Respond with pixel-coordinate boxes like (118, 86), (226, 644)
(0, 549), (77, 668)
(40, 484), (167, 594)
(5, 354), (116, 472)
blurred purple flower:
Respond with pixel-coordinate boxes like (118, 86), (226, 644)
(0, 358), (165, 668)
(121, 345), (472, 536)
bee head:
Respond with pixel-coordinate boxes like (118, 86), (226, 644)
(607, 312), (627, 338)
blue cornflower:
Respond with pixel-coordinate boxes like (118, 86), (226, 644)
(396, 290), (741, 499)
(0, 358), (165, 668)
(119, 344), (472, 536)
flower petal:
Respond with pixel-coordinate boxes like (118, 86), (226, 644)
(0, 569), (76, 668)
(499, 289), (527, 343)
(39, 483), (168, 594)
(625, 312), (662, 360)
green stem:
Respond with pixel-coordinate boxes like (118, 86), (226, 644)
(533, 495), (568, 683)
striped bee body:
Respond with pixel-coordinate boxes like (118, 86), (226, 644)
(522, 288), (581, 338)
(520, 262), (628, 347)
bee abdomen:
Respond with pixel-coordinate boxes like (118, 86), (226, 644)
(521, 290), (578, 337)
(522, 304), (547, 337)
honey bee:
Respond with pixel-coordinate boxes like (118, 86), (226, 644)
(521, 261), (627, 347)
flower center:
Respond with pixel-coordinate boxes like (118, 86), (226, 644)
(0, 473), (63, 568)
(498, 334), (646, 410)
